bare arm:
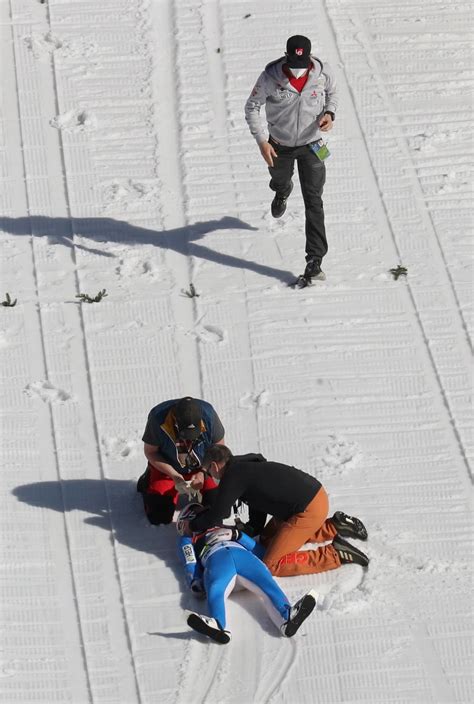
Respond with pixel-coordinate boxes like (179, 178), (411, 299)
(144, 443), (182, 481)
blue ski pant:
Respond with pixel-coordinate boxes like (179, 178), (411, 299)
(203, 546), (290, 630)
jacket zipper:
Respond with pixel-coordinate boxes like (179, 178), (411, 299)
(295, 93), (302, 147)
(161, 425), (200, 474)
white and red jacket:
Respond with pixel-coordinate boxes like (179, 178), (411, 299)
(245, 56), (339, 147)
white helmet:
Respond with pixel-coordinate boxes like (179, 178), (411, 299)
(176, 502), (205, 536)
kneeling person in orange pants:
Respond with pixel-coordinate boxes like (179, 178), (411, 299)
(189, 444), (369, 577)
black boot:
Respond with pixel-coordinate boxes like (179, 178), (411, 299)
(280, 589), (317, 637)
(303, 257), (326, 281)
(187, 613), (231, 644)
(271, 182), (293, 218)
(332, 536), (369, 567)
(330, 511), (368, 541)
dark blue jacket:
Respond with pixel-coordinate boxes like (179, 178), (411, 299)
(142, 398), (224, 475)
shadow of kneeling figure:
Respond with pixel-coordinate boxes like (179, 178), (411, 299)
(12, 478), (183, 585)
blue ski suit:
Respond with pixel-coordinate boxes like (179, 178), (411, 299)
(178, 528), (291, 630)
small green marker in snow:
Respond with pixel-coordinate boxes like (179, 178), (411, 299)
(389, 265), (408, 281)
(76, 289), (108, 303)
(183, 283), (200, 298)
(1, 293), (17, 307)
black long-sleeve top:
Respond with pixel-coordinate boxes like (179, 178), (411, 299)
(190, 453), (322, 535)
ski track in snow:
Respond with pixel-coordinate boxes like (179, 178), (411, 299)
(1, 0), (472, 703)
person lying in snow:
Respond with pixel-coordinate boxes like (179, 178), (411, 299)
(177, 503), (317, 644)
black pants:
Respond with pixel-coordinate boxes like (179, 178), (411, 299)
(268, 137), (327, 262)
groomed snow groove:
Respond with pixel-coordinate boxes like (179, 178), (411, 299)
(0, 1), (472, 704)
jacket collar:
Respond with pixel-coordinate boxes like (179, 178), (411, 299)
(266, 56), (323, 85)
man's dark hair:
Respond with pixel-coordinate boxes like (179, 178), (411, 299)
(202, 444), (232, 469)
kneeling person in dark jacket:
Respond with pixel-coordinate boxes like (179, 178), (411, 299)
(189, 445), (369, 577)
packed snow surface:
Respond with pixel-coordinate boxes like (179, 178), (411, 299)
(0, 1), (472, 703)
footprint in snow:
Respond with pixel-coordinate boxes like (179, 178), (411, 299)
(50, 109), (97, 133)
(24, 380), (72, 404)
(115, 254), (162, 280)
(24, 31), (63, 60)
(315, 434), (362, 479)
(102, 436), (140, 460)
(239, 390), (270, 409)
(194, 325), (226, 344)
(0, 330), (14, 349)
(101, 179), (159, 212)
(24, 32), (97, 62)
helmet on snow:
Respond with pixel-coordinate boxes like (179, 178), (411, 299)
(176, 502), (205, 536)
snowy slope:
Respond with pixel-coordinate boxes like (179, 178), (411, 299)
(0, 1), (472, 703)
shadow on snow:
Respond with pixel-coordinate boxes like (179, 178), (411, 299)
(0, 215), (294, 283)
(12, 478), (279, 639)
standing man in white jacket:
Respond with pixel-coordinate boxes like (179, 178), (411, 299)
(245, 35), (339, 283)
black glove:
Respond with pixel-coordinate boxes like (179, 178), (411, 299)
(190, 578), (206, 598)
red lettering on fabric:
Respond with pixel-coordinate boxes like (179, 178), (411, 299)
(277, 552), (309, 567)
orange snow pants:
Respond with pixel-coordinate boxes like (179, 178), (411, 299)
(261, 487), (341, 577)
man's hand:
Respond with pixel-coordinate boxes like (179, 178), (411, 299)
(190, 471), (205, 491)
(174, 477), (202, 501)
(190, 578), (206, 598)
(259, 141), (278, 167)
(174, 477), (189, 495)
(319, 114), (333, 132)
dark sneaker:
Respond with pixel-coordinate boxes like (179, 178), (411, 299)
(271, 182), (293, 218)
(187, 612), (231, 644)
(332, 536), (369, 567)
(280, 589), (317, 637)
(303, 258), (326, 281)
(330, 511), (368, 541)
